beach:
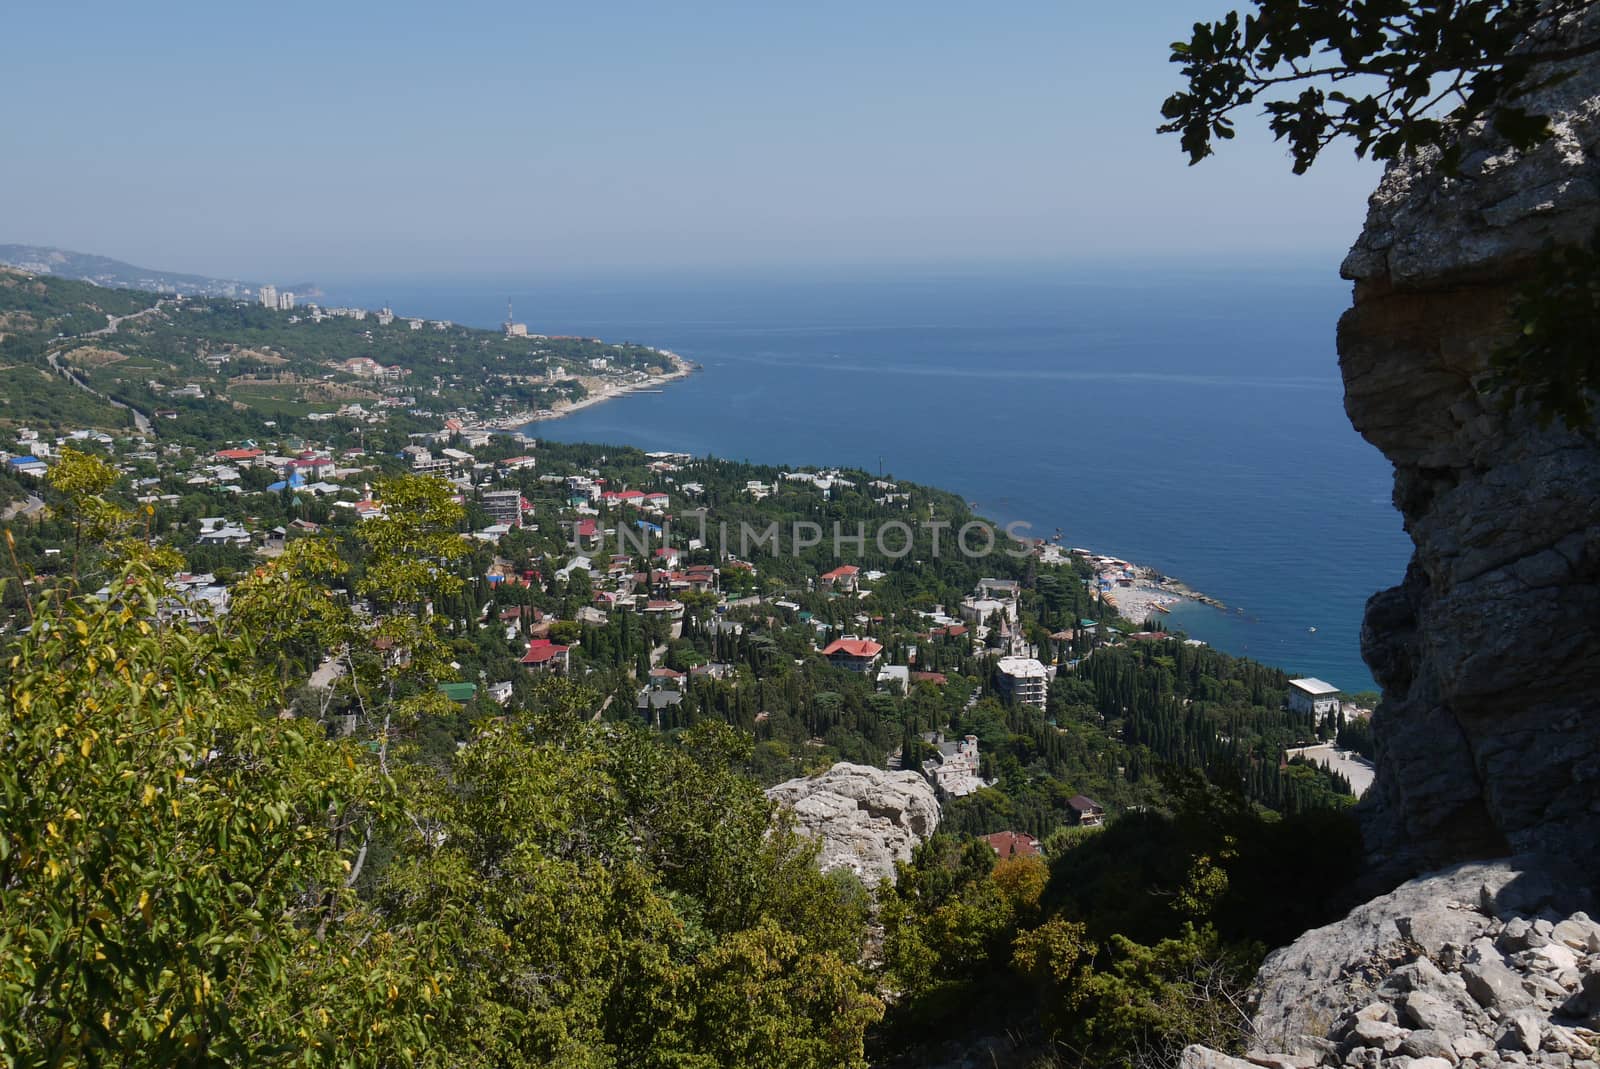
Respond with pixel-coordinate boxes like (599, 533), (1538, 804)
(521, 350), (695, 425)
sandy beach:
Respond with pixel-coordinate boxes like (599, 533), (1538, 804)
(492, 350), (695, 429)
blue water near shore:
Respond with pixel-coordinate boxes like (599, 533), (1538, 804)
(325, 264), (1411, 690)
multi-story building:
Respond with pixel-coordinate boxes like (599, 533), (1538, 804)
(995, 656), (1049, 709)
(258, 284), (278, 309)
(481, 489), (524, 529)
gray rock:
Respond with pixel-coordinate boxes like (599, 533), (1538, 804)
(1245, 1052), (1318, 1069)
(1401, 1030), (1459, 1064)
(1452, 1034), (1492, 1060)
(1341, 1), (1600, 872)
(1250, 862), (1511, 1051)
(1353, 1019), (1406, 1048)
(1504, 918), (1551, 953)
(1555, 917), (1600, 953)
(1407, 1060), (1453, 1069)
(1402, 991), (1468, 1035)
(1464, 958), (1535, 1012)
(1182, 1047), (1266, 1069)
(764, 763), (939, 884)
(1501, 1012), (1543, 1054)
(1358, 1002), (1401, 1025)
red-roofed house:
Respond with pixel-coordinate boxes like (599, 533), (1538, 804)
(818, 564), (860, 593)
(983, 831), (1041, 858)
(821, 637), (883, 673)
(214, 448), (265, 465)
(520, 639), (570, 673)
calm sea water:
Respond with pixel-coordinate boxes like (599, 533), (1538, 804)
(326, 265), (1411, 690)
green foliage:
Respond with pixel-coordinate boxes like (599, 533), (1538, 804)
(0, 563), (432, 1067)
(375, 707), (882, 1068)
(1160, 0), (1592, 173)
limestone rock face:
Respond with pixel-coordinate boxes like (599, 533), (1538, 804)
(1185, 858), (1600, 1068)
(765, 762), (939, 884)
(1339, 14), (1600, 870)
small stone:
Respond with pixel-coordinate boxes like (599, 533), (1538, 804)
(1529, 945), (1583, 974)
(1181, 1046), (1262, 1069)
(1357, 1002), (1401, 1024)
(1501, 1013), (1544, 1055)
(1555, 917), (1600, 953)
(1402, 991), (1468, 1034)
(1354, 1019), (1407, 1048)
(1504, 918), (1547, 952)
(1346, 1047), (1383, 1069)
(1245, 1051), (1317, 1069)
(1452, 1034), (1492, 1059)
(1465, 959), (1536, 1012)
(1408, 1059), (1453, 1069)
(1401, 1030), (1459, 1064)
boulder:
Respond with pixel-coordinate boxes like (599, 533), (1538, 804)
(765, 762), (939, 884)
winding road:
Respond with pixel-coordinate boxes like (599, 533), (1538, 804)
(45, 298), (171, 435)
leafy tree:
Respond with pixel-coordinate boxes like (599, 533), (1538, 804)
(0, 561), (434, 1068)
(1161, 0), (1594, 173)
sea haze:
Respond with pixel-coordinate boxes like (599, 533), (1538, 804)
(326, 264), (1412, 691)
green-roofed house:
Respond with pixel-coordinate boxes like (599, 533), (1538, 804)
(438, 682), (478, 704)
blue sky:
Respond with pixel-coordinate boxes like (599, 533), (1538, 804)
(2, 0), (1381, 280)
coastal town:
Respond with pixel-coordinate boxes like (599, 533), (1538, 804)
(0, 267), (1372, 840)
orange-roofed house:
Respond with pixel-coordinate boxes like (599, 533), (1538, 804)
(520, 639), (570, 674)
(818, 564), (860, 593)
(821, 637), (882, 673)
(982, 831), (1042, 858)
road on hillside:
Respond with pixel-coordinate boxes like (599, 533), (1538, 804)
(45, 298), (171, 435)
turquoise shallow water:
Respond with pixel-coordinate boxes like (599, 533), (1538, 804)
(327, 264), (1412, 690)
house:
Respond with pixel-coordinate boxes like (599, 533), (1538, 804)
(195, 518), (251, 546)
(6, 456), (47, 477)
(638, 687), (684, 721)
(821, 637), (883, 673)
(520, 639), (570, 673)
(1067, 795), (1106, 827)
(818, 564), (860, 593)
(983, 831), (1041, 858)
(1288, 678), (1341, 725)
(995, 656), (1049, 709)
(923, 734), (983, 798)
(877, 664), (910, 692)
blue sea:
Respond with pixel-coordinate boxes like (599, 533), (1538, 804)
(325, 263), (1411, 691)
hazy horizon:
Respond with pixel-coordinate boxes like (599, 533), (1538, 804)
(4, 0), (1381, 281)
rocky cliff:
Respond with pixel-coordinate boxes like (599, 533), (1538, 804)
(765, 762), (940, 884)
(1339, 17), (1600, 871)
(1183, 858), (1600, 1068)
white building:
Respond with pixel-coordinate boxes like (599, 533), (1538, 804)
(258, 284), (278, 309)
(277, 291), (294, 310)
(1288, 678), (1341, 724)
(923, 734), (983, 798)
(996, 656), (1049, 709)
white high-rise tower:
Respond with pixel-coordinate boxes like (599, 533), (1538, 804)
(259, 284), (278, 309)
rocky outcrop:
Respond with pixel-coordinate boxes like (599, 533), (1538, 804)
(1183, 858), (1600, 1069)
(765, 762), (939, 884)
(1340, 12), (1600, 871)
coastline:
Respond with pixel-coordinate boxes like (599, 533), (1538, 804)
(494, 350), (695, 429)
(1057, 548), (1225, 625)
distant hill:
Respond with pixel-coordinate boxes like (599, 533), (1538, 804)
(0, 244), (316, 300)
